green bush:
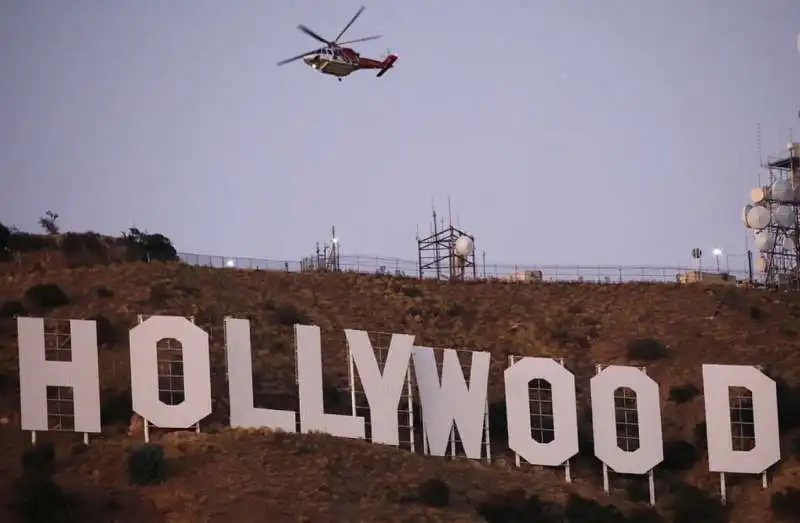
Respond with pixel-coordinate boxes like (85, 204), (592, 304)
(22, 441), (56, 476)
(60, 232), (109, 266)
(24, 284), (69, 309)
(417, 478), (449, 507)
(0, 221), (10, 261)
(11, 441), (78, 523)
(771, 487), (800, 519)
(0, 299), (26, 318)
(8, 231), (58, 253)
(9, 472), (76, 523)
(88, 314), (122, 346)
(475, 489), (563, 523)
(122, 227), (178, 262)
(671, 483), (728, 523)
(625, 338), (669, 361)
(128, 443), (167, 485)
(274, 304), (310, 326)
(668, 383), (700, 404)
(564, 493), (624, 522)
(100, 388), (133, 426)
(662, 440), (700, 471)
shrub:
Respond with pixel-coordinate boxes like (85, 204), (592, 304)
(748, 305), (764, 320)
(771, 487), (800, 519)
(60, 232), (109, 266)
(625, 339), (668, 361)
(128, 443), (167, 485)
(0, 221), (10, 261)
(8, 232), (58, 253)
(0, 299), (26, 318)
(693, 421), (708, 450)
(625, 476), (650, 503)
(24, 284), (69, 309)
(95, 286), (114, 299)
(774, 377), (800, 433)
(9, 472), (77, 523)
(668, 383), (700, 404)
(486, 400), (508, 443)
(417, 478), (449, 507)
(475, 489), (562, 523)
(122, 227), (178, 262)
(100, 388), (133, 426)
(564, 493), (624, 522)
(671, 483), (728, 523)
(662, 440), (700, 471)
(274, 304), (310, 326)
(22, 441), (56, 476)
(400, 286), (422, 298)
(628, 507), (665, 523)
(88, 314), (121, 346)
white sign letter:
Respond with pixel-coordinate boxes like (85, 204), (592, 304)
(412, 346), (490, 459)
(702, 364), (780, 474)
(591, 366), (663, 474)
(18, 318), (101, 433)
(224, 318), (296, 432)
(296, 325), (364, 439)
(504, 357), (578, 466)
(345, 329), (413, 445)
(129, 315), (212, 428)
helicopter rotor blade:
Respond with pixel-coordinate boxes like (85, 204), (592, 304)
(277, 49), (318, 66)
(297, 24), (331, 46)
(333, 5), (365, 44)
(337, 34), (382, 46)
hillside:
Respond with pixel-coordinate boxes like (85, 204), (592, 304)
(1, 256), (800, 522)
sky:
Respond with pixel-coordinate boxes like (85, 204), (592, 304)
(1, 1), (799, 269)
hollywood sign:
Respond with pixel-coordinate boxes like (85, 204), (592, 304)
(16, 316), (781, 498)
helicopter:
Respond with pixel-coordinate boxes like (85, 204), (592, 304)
(277, 6), (398, 81)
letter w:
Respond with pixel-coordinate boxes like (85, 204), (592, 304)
(411, 346), (490, 460)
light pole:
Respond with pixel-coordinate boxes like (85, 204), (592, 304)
(712, 248), (722, 273)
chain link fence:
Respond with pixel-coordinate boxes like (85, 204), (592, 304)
(178, 252), (752, 284)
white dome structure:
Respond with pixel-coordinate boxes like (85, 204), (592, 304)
(454, 235), (474, 256)
(754, 229), (776, 251)
(774, 205), (796, 228)
(772, 179), (794, 202)
(746, 205), (771, 229)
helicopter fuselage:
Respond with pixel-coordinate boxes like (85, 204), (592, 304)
(303, 48), (359, 78)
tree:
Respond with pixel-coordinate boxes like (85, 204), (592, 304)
(122, 227), (178, 262)
(0, 221), (10, 261)
(38, 211), (60, 235)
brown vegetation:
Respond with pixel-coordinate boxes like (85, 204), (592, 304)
(1, 251), (800, 522)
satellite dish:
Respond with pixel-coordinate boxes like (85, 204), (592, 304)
(746, 205), (771, 229)
(785, 236), (796, 251)
(772, 179), (794, 202)
(754, 229), (775, 251)
(742, 204), (754, 227)
(454, 235), (474, 256)
(755, 256), (768, 273)
(750, 186), (771, 203)
(774, 205), (796, 227)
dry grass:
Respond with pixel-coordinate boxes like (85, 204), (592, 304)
(1, 260), (800, 521)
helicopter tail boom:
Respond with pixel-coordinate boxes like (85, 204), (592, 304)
(376, 54), (398, 78)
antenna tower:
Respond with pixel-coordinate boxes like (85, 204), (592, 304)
(300, 225), (341, 272)
(743, 142), (800, 289)
(416, 198), (477, 280)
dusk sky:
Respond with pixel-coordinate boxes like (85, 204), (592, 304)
(2, 1), (799, 269)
